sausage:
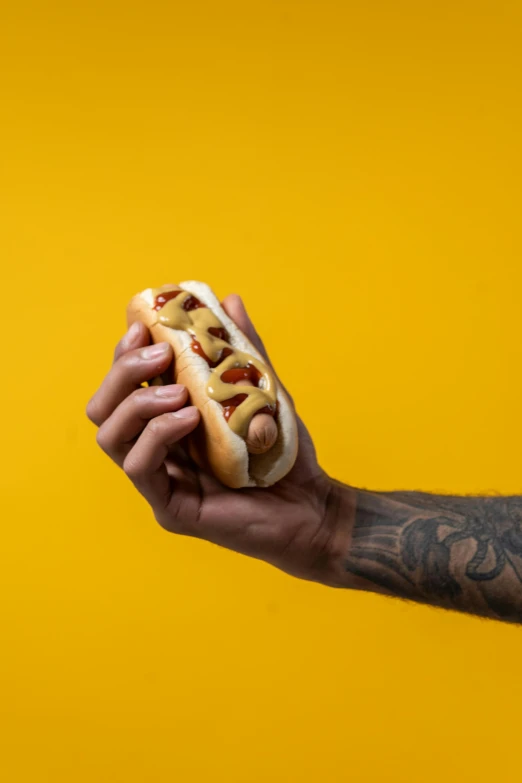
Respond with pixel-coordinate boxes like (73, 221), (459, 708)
(246, 411), (278, 454)
(235, 378), (278, 455)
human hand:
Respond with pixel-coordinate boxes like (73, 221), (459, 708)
(87, 295), (353, 585)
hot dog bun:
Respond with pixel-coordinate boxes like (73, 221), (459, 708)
(127, 281), (298, 488)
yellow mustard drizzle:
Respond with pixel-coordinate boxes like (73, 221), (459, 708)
(152, 286), (277, 438)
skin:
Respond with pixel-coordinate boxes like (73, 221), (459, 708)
(87, 295), (522, 622)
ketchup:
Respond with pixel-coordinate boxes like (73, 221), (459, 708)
(152, 290), (205, 312)
(183, 295), (205, 311)
(219, 365), (276, 421)
(220, 397), (276, 422)
(191, 338), (233, 368)
(220, 365), (261, 386)
(221, 394), (248, 421)
(153, 290), (181, 311)
(208, 326), (230, 342)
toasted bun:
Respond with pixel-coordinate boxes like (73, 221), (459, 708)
(127, 281), (298, 488)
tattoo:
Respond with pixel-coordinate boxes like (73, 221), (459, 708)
(345, 491), (522, 622)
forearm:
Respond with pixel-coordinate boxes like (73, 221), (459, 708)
(336, 484), (522, 622)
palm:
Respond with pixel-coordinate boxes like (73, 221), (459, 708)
(159, 419), (332, 580)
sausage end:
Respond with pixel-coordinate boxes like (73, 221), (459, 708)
(245, 413), (278, 455)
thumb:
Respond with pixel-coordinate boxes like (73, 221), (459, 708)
(221, 294), (271, 365)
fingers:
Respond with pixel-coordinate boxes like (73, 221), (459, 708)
(113, 320), (149, 363)
(86, 341), (173, 427)
(96, 384), (189, 466)
(123, 406), (200, 508)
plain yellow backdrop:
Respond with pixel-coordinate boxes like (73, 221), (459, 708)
(1, 1), (521, 781)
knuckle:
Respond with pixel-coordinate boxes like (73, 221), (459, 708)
(154, 510), (188, 536)
(123, 454), (141, 480)
(117, 351), (138, 373)
(147, 415), (167, 437)
(114, 349), (142, 378)
(154, 511), (176, 533)
(95, 426), (109, 453)
(129, 385), (151, 409)
(113, 339), (124, 362)
(86, 397), (101, 424)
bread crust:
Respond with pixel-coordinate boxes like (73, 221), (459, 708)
(127, 281), (298, 488)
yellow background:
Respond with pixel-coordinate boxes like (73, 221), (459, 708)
(1, 1), (521, 781)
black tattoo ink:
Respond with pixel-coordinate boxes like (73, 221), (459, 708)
(345, 492), (522, 622)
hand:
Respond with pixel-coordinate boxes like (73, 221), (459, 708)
(87, 295), (354, 585)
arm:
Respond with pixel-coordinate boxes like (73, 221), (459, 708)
(338, 486), (522, 622)
(87, 294), (522, 624)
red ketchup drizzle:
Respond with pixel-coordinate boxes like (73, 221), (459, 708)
(183, 295), (205, 311)
(220, 394), (248, 421)
(191, 339), (233, 368)
(221, 399), (276, 422)
(220, 365), (261, 386)
(152, 290), (182, 310)
(208, 326), (230, 342)
(152, 290), (205, 312)
(219, 365), (276, 420)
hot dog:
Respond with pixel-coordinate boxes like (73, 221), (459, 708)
(127, 281), (298, 488)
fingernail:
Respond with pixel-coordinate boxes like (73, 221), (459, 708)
(172, 406), (197, 419)
(126, 321), (141, 344)
(155, 384), (184, 398)
(141, 343), (169, 359)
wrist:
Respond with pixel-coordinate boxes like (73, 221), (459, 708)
(314, 478), (359, 588)
(318, 484), (402, 594)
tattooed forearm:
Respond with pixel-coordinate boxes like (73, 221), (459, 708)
(345, 491), (522, 622)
